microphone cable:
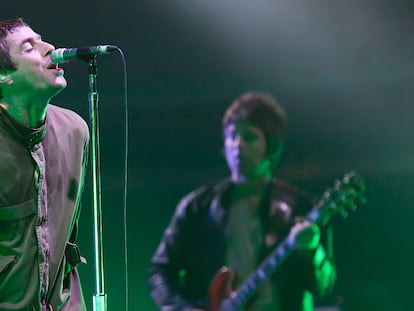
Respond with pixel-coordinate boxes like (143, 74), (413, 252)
(115, 46), (129, 311)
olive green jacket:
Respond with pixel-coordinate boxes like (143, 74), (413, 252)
(0, 104), (89, 310)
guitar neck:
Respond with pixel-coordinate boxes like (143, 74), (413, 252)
(228, 197), (328, 309)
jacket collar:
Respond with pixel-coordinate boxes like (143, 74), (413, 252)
(0, 105), (47, 150)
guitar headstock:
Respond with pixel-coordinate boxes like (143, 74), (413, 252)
(309, 171), (367, 226)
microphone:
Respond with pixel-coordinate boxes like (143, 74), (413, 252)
(50, 45), (118, 64)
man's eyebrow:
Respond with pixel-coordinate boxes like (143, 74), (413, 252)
(19, 34), (42, 47)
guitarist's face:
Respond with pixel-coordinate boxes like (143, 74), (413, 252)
(224, 121), (271, 182)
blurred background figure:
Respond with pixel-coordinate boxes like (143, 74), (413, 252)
(148, 92), (336, 311)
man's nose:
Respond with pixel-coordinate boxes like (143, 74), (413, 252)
(39, 41), (55, 56)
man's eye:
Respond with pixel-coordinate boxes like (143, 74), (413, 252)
(21, 42), (34, 52)
(242, 133), (257, 142)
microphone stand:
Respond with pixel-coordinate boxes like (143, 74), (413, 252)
(86, 55), (108, 311)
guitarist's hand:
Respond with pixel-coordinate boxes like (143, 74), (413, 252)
(289, 218), (321, 250)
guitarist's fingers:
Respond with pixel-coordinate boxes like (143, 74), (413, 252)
(290, 221), (321, 250)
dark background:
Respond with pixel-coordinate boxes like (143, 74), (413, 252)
(3, 1), (414, 310)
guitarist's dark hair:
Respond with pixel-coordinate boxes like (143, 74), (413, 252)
(222, 91), (287, 165)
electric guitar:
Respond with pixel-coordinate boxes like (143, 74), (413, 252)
(208, 171), (366, 311)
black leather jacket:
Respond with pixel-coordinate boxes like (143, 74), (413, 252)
(148, 178), (336, 311)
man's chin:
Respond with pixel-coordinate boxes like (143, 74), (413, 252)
(54, 79), (67, 91)
(48, 82), (67, 99)
(55, 76), (67, 88)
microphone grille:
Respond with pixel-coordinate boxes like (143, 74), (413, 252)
(50, 48), (66, 64)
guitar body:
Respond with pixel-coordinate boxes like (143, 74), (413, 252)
(208, 266), (238, 311)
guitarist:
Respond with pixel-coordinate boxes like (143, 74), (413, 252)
(148, 92), (336, 311)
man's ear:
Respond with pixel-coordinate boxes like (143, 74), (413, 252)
(268, 141), (285, 169)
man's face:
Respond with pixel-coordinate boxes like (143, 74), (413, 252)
(5, 25), (66, 97)
(224, 121), (271, 181)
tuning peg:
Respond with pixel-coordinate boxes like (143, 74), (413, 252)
(348, 201), (358, 212)
(338, 208), (349, 218)
(359, 196), (367, 205)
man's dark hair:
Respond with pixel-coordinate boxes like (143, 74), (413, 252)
(0, 18), (27, 73)
(222, 91), (287, 156)
(0, 18), (28, 99)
